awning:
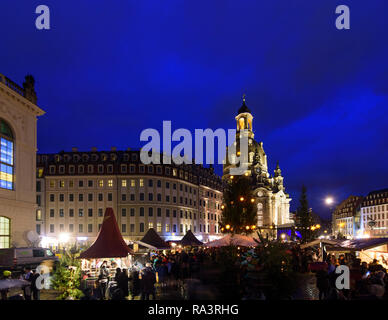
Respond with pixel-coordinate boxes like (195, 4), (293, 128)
(79, 208), (132, 259)
(139, 228), (170, 250)
(179, 230), (203, 246)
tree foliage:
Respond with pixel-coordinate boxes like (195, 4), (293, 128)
(220, 176), (257, 234)
(295, 185), (313, 243)
(51, 248), (84, 300)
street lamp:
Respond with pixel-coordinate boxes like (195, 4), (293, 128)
(325, 197), (334, 206)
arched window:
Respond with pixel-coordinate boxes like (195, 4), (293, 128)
(0, 216), (10, 248)
(0, 119), (14, 190)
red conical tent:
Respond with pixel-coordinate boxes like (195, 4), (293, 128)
(79, 207), (132, 259)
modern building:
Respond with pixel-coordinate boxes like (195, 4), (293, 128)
(36, 149), (224, 247)
(222, 97), (293, 237)
(0, 74), (45, 248)
(359, 188), (388, 238)
(332, 195), (363, 239)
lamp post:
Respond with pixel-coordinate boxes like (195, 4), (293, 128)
(325, 196), (335, 238)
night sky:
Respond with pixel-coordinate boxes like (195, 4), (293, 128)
(1, 1), (388, 219)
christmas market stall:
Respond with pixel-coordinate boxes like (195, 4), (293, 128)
(135, 228), (170, 252)
(206, 233), (259, 248)
(179, 230), (203, 247)
(326, 238), (388, 269)
(78, 208), (133, 293)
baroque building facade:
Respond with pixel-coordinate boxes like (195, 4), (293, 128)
(0, 74), (44, 248)
(222, 97), (293, 235)
(36, 149), (223, 246)
(360, 189), (388, 238)
(332, 195), (363, 239)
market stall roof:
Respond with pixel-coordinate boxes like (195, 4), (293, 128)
(206, 234), (258, 247)
(300, 239), (340, 249)
(180, 230), (203, 246)
(328, 238), (388, 252)
(79, 208), (132, 259)
(139, 228), (169, 250)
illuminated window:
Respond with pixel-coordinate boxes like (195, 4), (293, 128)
(49, 181), (55, 188)
(69, 180), (74, 188)
(0, 120), (14, 190)
(165, 224), (170, 233)
(99, 180), (104, 187)
(239, 118), (245, 130)
(131, 179), (135, 187)
(139, 179), (144, 187)
(108, 180), (113, 187)
(121, 179), (127, 187)
(157, 223), (162, 233)
(148, 222), (153, 230)
(59, 180), (65, 188)
(0, 216), (10, 248)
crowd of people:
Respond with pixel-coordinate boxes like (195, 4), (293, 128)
(0, 267), (44, 300)
(82, 250), (206, 300)
(2, 243), (387, 300)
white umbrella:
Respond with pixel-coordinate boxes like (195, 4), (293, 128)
(0, 279), (29, 290)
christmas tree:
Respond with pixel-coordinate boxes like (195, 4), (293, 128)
(220, 176), (257, 234)
(51, 249), (84, 300)
(295, 185), (313, 243)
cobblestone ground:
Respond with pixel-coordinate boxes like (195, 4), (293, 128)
(4, 268), (319, 300)
(292, 273), (319, 300)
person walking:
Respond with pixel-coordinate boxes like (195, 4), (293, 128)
(30, 270), (41, 300)
(98, 261), (109, 300)
(129, 269), (141, 299)
(140, 264), (156, 300)
(21, 267), (33, 300)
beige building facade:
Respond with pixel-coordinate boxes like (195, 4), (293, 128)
(0, 74), (44, 248)
(36, 149), (223, 247)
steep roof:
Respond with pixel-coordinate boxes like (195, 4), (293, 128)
(79, 208), (132, 259)
(180, 230), (203, 246)
(140, 228), (169, 250)
(237, 99), (251, 115)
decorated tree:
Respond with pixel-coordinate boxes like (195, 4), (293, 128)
(295, 185), (313, 243)
(220, 176), (257, 234)
(51, 248), (84, 300)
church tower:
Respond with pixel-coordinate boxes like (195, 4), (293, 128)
(222, 96), (293, 238)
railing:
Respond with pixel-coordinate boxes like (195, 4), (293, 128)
(0, 73), (26, 98)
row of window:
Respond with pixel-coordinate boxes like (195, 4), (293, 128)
(43, 207), (219, 221)
(46, 223), (218, 234)
(362, 205), (388, 214)
(43, 163), (220, 187)
(44, 192), (221, 209)
(363, 213), (386, 220)
(44, 178), (219, 198)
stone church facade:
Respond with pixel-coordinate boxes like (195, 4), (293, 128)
(223, 97), (293, 235)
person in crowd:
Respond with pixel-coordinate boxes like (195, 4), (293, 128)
(118, 268), (129, 298)
(98, 261), (109, 300)
(0, 270), (12, 300)
(140, 263), (156, 300)
(30, 269), (42, 300)
(316, 264), (330, 300)
(114, 268), (121, 283)
(129, 269), (141, 299)
(20, 267), (33, 300)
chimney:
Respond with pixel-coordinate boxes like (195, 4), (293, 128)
(91, 147), (97, 152)
(111, 147), (117, 151)
(71, 147), (78, 152)
(23, 75), (37, 104)
(127, 147), (131, 151)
